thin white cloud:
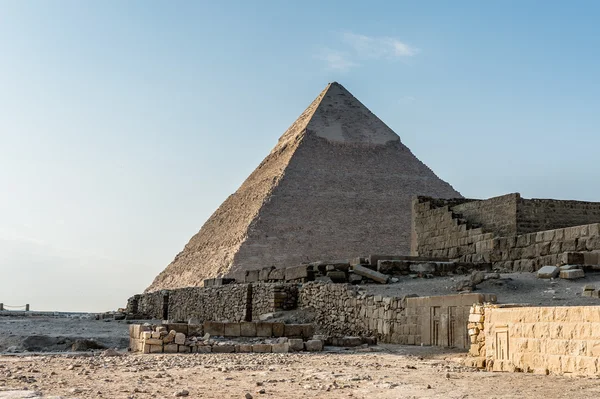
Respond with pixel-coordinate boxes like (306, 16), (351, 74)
(316, 32), (418, 70)
(342, 32), (419, 59)
(315, 48), (359, 71)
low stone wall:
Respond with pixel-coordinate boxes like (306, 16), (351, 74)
(468, 304), (600, 376)
(251, 283), (298, 320)
(299, 282), (487, 348)
(129, 321), (322, 354)
(129, 283), (299, 322)
(168, 285), (251, 323)
(137, 291), (165, 319)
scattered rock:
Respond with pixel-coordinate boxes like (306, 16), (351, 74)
(71, 339), (106, 352)
(174, 389), (189, 397)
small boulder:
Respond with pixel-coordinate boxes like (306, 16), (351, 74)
(537, 266), (560, 279)
(71, 339), (106, 352)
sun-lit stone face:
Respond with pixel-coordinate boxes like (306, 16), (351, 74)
(307, 82), (400, 145)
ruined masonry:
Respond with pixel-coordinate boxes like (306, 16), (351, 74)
(146, 82), (460, 292)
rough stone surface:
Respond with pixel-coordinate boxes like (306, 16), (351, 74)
(559, 269), (585, 279)
(146, 82), (460, 292)
(537, 266), (560, 279)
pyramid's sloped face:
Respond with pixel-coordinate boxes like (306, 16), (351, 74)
(306, 83), (400, 145)
(146, 82), (461, 292)
(230, 136), (460, 271)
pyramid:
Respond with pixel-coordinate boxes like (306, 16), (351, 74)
(146, 82), (461, 292)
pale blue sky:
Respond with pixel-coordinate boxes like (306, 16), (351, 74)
(1, 1), (599, 311)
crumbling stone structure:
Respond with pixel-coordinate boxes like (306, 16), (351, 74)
(128, 283), (298, 322)
(412, 193), (600, 271)
(299, 283), (490, 348)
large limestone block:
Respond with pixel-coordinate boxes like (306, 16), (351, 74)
(240, 322), (257, 337)
(256, 323), (273, 337)
(252, 344), (272, 353)
(560, 269), (585, 279)
(537, 266), (559, 279)
(304, 340), (324, 352)
(351, 264), (389, 284)
(204, 321), (225, 336)
(224, 322), (241, 337)
(212, 344), (235, 353)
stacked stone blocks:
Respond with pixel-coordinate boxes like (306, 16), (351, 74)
(129, 321), (321, 354)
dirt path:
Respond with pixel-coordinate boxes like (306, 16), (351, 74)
(1, 347), (598, 399)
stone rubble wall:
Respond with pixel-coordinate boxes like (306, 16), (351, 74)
(251, 283), (298, 320)
(137, 291), (165, 320)
(298, 282), (485, 348)
(471, 305), (600, 376)
(129, 283), (299, 322)
(168, 285), (251, 323)
(413, 196), (600, 272)
(128, 321), (322, 354)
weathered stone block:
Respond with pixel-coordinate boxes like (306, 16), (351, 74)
(174, 333), (186, 345)
(141, 331), (152, 340)
(288, 338), (304, 351)
(285, 265), (309, 281)
(149, 344), (163, 353)
(300, 324), (315, 339)
(235, 344), (253, 353)
(240, 322), (257, 337)
(224, 322), (241, 337)
(326, 271), (347, 283)
(163, 343), (178, 353)
(284, 324), (303, 337)
(196, 345), (212, 353)
(537, 266), (559, 279)
(166, 323), (189, 335)
(204, 321), (225, 336)
(304, 340), (324, 352)
(272, 323), (285, 337)
(352, 264), (389, 284)
(144, 338), (164, 346)
(212, 344), (235, 353)
(268, 268), (285, 281)
(252, 344), (272, 353)
(187, 324), (203, 337)
(178, 345), (190, 353)
(256, 322), (273, 337)
(272, 343), (290, 353)
(560, 269), (585, 279)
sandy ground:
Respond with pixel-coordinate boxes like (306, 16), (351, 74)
(1, 346), (599, 399)
(0, 317), (129, 353)
(364, 271), (600, 306)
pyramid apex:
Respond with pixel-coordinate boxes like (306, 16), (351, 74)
(306, 82), (400, 145)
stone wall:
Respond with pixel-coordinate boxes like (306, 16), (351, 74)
(168, 285), (251, 323)
(517, 198), (600, 234)
(453, 194), (519, 237)
(251, 283), (299, 320)
(413, 196), (600, 271)
(129, 283), (299, 323)
(137, 291), (165, 319)
(474, 304), (600, 376)
(411, 197), (494, 259)
(298, 282), (485, 348)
